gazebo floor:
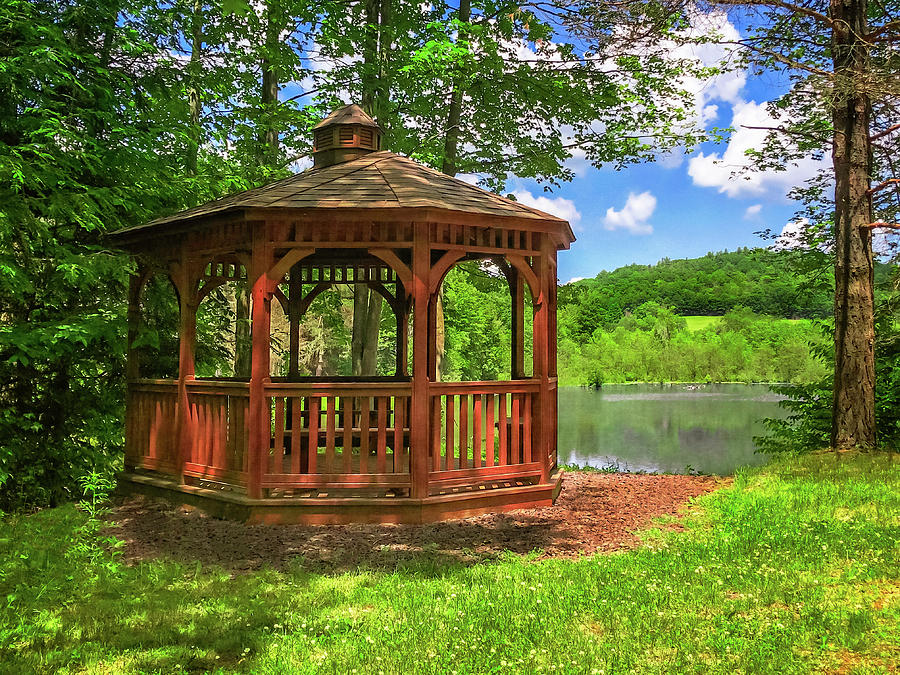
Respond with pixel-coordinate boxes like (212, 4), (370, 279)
(117, 470), (563, 525)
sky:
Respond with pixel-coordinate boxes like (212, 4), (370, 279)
(498, 14), (824, 284)
(291, 9), (892, 285)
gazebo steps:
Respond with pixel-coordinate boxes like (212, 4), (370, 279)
(117, 470), (563, 525)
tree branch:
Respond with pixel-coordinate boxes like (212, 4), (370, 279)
(868, 178), (900, 195)
(870, 123), (900, 142)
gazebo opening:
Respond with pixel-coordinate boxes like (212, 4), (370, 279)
(112, 103), (573, 524)
(438, 258), (535, 382)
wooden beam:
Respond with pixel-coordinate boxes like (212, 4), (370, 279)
(369, 247), (413, 295)
(267, 247), (314, 285)
(510, 268), (525, 379)
(248, 224), (274, 499)
(428, 249), (466, 294)
(410, 222), (430, 499)
(172, 257), (197, 486)
(506, 254), (542, 306)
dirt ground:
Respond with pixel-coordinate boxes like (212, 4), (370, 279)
(106, 472), (725, 573)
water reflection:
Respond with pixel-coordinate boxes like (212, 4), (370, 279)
(557, 383), (786, 475)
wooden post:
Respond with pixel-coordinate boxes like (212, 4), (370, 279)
(410, 222), (430, 499)
(125, 271), (144, 470)
(248, 223), (273, 499)
(548, 250), (558, 472)
(174, 260), (197, 484)
(288, 262), (301, 378)
(549, 251), (558, 379)
(532, 236), (551, 483)
(396, 284), (409, 377)
(510, 268), (525, 379)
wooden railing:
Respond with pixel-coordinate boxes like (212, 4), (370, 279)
(125, 378), (549, 497)
(263, 382), (412, 490)
(126, 380), (179, 476)
(184, 380), (250, 486)
(428, 381), (543, 489)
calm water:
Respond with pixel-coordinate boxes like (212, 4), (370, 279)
(557, 383), (787, 475)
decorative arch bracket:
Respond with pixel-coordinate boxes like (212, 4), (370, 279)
(506, 254), (544, 306)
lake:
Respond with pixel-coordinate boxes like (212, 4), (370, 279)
(557, 383), (787, 475)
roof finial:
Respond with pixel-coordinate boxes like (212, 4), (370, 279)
(312, 104), (382, 168)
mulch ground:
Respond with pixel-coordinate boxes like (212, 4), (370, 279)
(105, 472), (726, 573)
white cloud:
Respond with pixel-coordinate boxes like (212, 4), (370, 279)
(688, 100), (828, 199)
(603, 191), (656, 235)
(456, 173), (480, 185)
(744, 203), (763, 220)
(510, 190), (582, 229)
(773, 218), (809, 250)
(566, 276), (586, 285)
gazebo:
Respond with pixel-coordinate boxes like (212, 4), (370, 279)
(111, 104), (574, 524)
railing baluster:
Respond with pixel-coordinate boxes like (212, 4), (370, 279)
(473, 394), (482, 469)
(445, 394), (455, 471)
(458, 394), (468, 469)
(511, 394), (521, 465)
(342, 396), (352, 474)
(359, 396), (369, 474)
(307, 396), (319, 474)
(325, 397), (336, 473)
(432, 396), (442, 471)
(524, 393), (532, 464)
(376, 396), (387, 474)
(486, 394), (495, 467)
(394, 397), (405, 473)
(290, 396), (301, 475)
(273, 397), (285, 474)
(498, 393), (507, 466)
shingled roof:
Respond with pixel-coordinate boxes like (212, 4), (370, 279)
(110, 151), (573, 241)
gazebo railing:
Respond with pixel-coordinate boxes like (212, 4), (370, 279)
(263, 381), (412, 492)
(126, 378), (550, 498)
(126, 380), (179, 475)
(185, 380), (250, 486)
(428, 381), (543, 491)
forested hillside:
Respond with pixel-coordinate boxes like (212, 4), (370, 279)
(558, 248), (831, 337)
(551, 248), (899, 386)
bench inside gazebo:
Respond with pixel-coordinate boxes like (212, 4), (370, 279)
(112, 104), (573, 524)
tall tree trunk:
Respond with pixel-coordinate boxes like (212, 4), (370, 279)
(432, 0), (471, 379)
(353, 0), (392, 375)
(830, 0), (877, 449)
(441, 0), (470, 178)
(186, 0), (202, 176)
(236, 0), (281, 377)
(258, 0), (280, 167)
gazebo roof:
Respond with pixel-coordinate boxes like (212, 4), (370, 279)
(111, 151), (574, 242)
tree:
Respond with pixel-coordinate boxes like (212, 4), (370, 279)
(572, 0), (899, 449)
(0, 0), (188, 508)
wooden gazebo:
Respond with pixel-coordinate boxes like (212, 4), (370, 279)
(112, 104), (574, 524)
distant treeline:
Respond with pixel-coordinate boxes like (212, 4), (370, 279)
(558, 304), (829, 386)
(559, 248), (834, 340)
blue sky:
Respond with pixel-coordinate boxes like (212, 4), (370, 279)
(496, 13), (828, 283)
(508, 66), (819, 282)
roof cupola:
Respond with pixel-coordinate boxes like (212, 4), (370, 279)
(312, 103), (382, 168)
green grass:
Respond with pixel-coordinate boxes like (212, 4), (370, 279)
(680, 315), (815, 332)
(1, 453), (898, 674)
(682, 315), (722, 331)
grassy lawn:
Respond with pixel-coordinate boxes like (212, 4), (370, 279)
(681, 315), (815, 332)
(1, 453), (898, 674)
(682, 315), (722, 331)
